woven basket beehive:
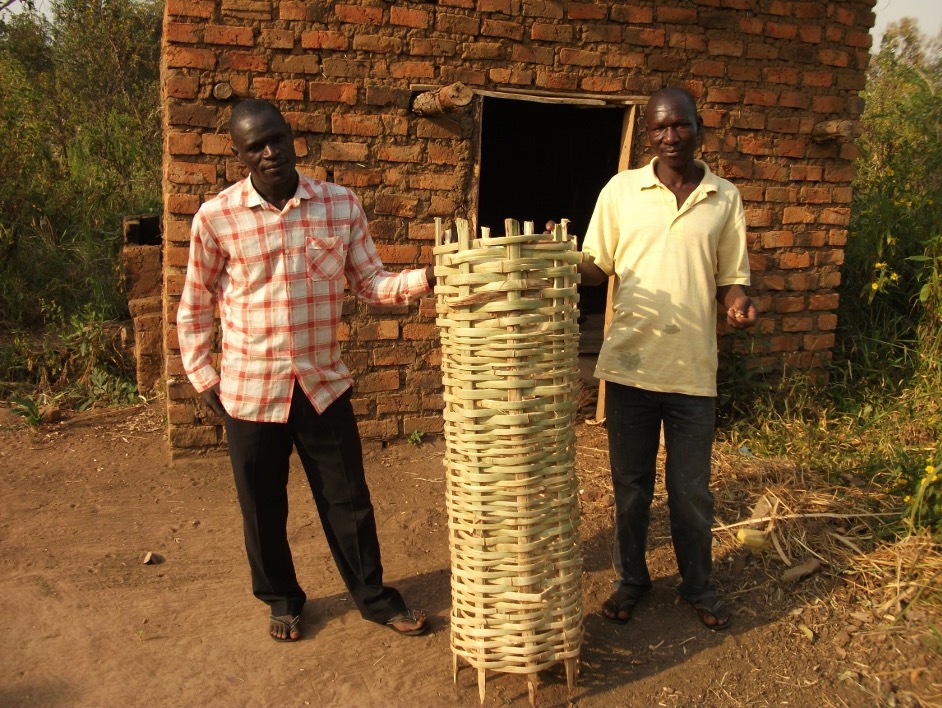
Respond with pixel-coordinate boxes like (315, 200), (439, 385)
(433, 217), (584, 704)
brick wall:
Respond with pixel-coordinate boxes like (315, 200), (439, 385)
(160, 0), (876, 454)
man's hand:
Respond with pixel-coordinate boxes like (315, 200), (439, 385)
(200, 383), (226, 418)
(718, 284), (757, 330)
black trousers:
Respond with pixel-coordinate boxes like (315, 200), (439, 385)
(223, 383), (406, 623)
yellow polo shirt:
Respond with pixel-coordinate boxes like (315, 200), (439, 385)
(582, 158), (750, 397)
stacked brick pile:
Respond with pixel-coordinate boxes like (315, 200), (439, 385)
(161, 0), (875, 454)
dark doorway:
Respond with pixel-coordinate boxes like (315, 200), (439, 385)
(477, 97), (624, 316)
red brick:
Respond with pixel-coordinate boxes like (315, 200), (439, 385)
(375, 194), (419, 218)
(491, 67), (535, 85)
(779, 252), (812, 270)
(166, 0), (214, 19)
(335, 4), (382, 24)
(252, 77), (278, 99)
(165, 46), (216, 70)
(168, 161), (217, 185)
(746, 43), (778, 61)
(762, 231), (795, 248)
(691, 59), (725, 77)
(260, 28), (294, 49)
(582, 76), (624, 93)
(279, 1), (315, 20)
(782, 206), (816, 224)
(727, 63), (761, 81)
(828, 230), (848, 248)
(410, 38), (458, 56)
(353, 34), (402, 54)
(301, 30), (348, 50)
(658, 6), (697, 23)
(309, 81), (357, 105)
(738, 136), (774, 156)
(479, 0), (511, 13)
(804, 333), (835, 351)
(482, 18), (524, 40)
(569, 2), (606, 20)
(648, 54), (685, 72)
(765, 21), (797, 40)
(731, 112), (765, 130)
(166, 22), (201, 44)
(273, 54), (321, 74)
(376, 145), (422, 163)
(276, 79), (305, 101)
(435, 13), (480, 35)
(375, 392), (420, 411)
(739, 17), (763, 34)
(708, 87), (742, 103)
(774, 296), (806, 314)
(767, 117), (801, 134)
(604, 51), (645, 69)
(810, 293), (840, 311)
(358, 419), (400, 441)
(669, 31), (706, 51)
(166, 193), (201, 215)
(782, 316), (814, 332)
(625, 27), (665, 47)
(531, 22), (573, 42)
(821, 208), (851, 226)
(402, 416), (443, 435)
(334, 168), (381, 187)
(165, 76), (199, 99)
(818, 49), (849, 68)
(801, 71), (833, 88)
(356, 370), (400, 393)
(331, 114), (382, 137)
(409, 173), (457, 191)
(611, 5), (653, 23)
(205, 24), (253, 46)
(440, 66), (487, 86)
(390, 61), (436, 79)
(535, 70), (578, 91)
(364, 87), (409, 107)
(168, 131), (201, 155)
(776, 139), (807, 159)
(320, 142), (369, 162)
(560, 47), (600, 67)
(375, 244), (420, 263)
(200, 133), (230, 155)
(709, 38), (743, 57)
(798, 25), (822, 43)
(390, 6), (429, 28)
(825, 162), (855, 182)
(219, 52), (267, 72)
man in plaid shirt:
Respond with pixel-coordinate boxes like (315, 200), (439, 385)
(178, 99), (431, 641)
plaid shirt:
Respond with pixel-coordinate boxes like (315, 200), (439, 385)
(178, 173), (430, 422)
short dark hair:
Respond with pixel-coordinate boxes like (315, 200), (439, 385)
(229, 99), (285, 133)
(646, 87), (698, 117)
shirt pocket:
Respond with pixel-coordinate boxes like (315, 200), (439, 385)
(306, 234), (344, 281)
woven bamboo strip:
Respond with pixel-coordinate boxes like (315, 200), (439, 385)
(434, 217), (583, 705)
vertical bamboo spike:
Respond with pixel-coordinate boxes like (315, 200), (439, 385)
(456, 217), (471, 249)
(481, 225), (491, 240)
(561, 218), (571, 243)
(435, 216), (443, 248)
(453, 653), (459, 684)
(478, 668), (486, 704)
(527, 673), (538, 707)
(565, 657), (578, 690)
(523, 220), (534, 235)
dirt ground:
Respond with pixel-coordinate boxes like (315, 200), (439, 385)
(1, 400), (939, 708)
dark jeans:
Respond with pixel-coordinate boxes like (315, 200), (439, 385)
(606, 382), (717, 604)
(223, 382), (406, 623)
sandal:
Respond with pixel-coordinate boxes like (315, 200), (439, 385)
(689, 597), (731, 631)
(269, 614), (302, 642)
(386, 609), (428, 636)
(601, 588), (643, 625)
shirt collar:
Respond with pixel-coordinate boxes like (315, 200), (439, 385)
(236, 170), (315, 208)
(641, 158), (719, 195)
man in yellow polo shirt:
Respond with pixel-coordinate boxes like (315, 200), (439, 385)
(579, 87), (757, 630)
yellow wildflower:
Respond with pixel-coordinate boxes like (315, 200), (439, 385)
(871, 282), (879, 291)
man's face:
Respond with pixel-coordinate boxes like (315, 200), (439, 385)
(230, 109), (298, 198)
(645, 94), (702, 171)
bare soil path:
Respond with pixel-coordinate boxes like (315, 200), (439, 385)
(1, 403), (938, 707)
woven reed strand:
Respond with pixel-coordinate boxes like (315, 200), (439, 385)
(434, 219), (584, 676)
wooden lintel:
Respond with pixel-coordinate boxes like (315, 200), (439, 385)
(409, 84), (649, 106)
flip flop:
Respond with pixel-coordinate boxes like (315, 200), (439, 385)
(269, 614), (302, 642)
(601, 588), (644, 625)
(386, 609), (428, 636)
(689, 597), (731, 631)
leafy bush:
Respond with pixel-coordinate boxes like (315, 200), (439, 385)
(0, 0), (161, 409)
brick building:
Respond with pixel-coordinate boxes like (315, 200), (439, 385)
(159, 0), (875, 455)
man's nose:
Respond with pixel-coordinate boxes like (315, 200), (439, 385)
(662, 127), (680, 143)
(263, 143), (278, 157)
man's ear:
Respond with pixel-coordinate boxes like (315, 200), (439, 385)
(230, 145), (241, 161)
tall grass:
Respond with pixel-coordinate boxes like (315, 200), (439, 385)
(720, 20), (942, 535)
